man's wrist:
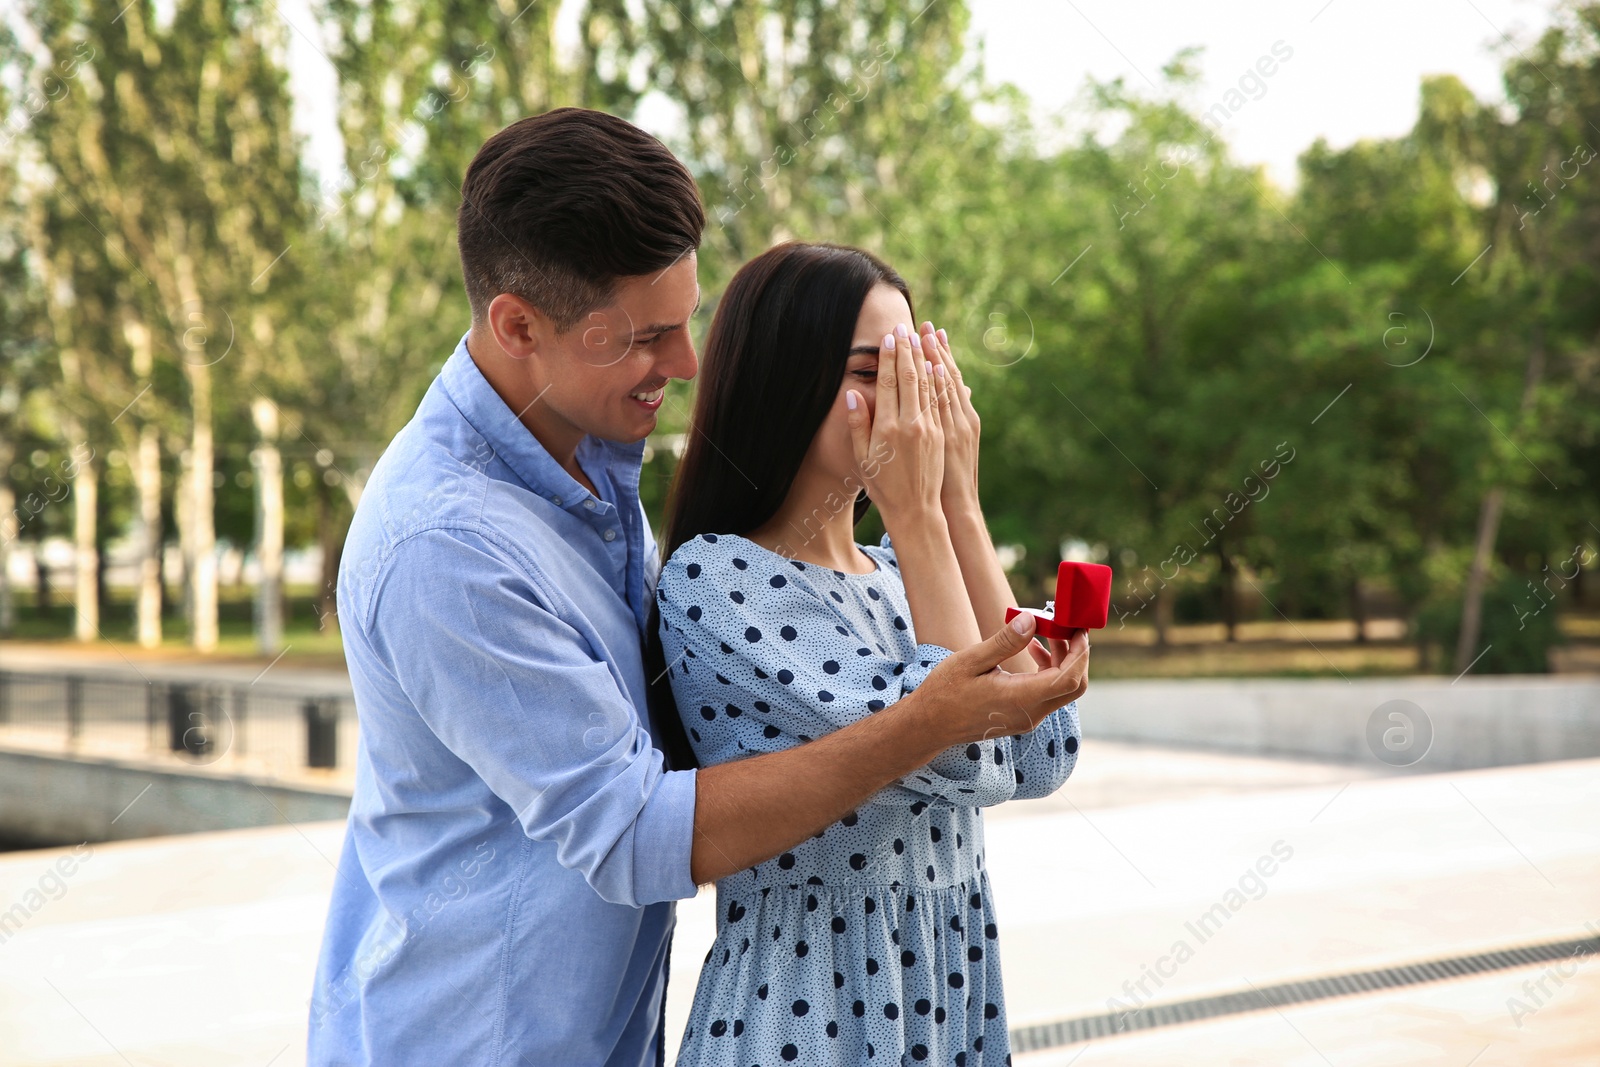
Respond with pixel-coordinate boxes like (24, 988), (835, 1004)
(889, 682), (965, 756)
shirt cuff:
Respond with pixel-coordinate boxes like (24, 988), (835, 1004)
(633, 766), (700, 904)
(902, 642), (955, 692)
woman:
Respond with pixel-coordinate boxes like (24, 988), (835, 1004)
(648, 242), (1084, 1066)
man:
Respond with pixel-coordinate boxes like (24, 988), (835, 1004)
(308, 107), (1089, 1066)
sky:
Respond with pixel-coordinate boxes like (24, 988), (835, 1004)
(267, 0), (1567, 193)
(964, 0), (1565, 187)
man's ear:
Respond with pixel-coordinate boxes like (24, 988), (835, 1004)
(486, 293), (545, 361)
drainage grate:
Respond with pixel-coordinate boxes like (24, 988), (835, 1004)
(1010, 934), (1600, 1054)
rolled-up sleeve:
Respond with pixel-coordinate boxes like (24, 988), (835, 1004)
(368, 527), (697, 907)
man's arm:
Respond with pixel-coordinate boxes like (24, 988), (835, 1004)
(369, 529), (698, 909)
(687, 611), (1087, 885)
(373, 528), (1085, 898)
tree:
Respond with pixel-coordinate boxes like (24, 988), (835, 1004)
(970, 70), (1302, 643)
(280, 0), (584, 628)
(580, 0), (1037, 544)
(0, 89), (55, 633)
(15, 0), (308, 649)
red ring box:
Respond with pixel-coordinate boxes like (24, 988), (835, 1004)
(1004, 561), (1113, 639)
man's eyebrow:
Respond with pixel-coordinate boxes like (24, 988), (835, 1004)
(633, 289), (702, 337)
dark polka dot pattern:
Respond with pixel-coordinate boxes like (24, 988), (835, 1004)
(658, 532), (1081, 1065)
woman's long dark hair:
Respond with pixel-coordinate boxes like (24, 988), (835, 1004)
(644, 242), (914, 771)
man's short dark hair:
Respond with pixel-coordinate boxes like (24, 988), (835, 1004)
(457, 108), (705, 332)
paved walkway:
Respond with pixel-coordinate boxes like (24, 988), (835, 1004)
(1, 751), (1595, 1065)
(989, 737), (1398, 815)
(662, 756), (1599, 1064)
(1017, 966), (1600, 1066)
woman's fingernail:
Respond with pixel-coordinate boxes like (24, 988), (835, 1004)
(883, 333), (896, 349)
(925, 359), (933, 374)
(937, 328), (947, 344)
(910, 332), (921, 350)
(846, 390), (858, 411)
(934, 363), (945, 377)
(895, 323), (908, 340)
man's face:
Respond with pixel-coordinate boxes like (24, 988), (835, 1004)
(498, 252), (701, 445)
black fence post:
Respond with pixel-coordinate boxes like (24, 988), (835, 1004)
(232, 688), (248, 758)
(65, 675), (83, 743)
(170, 685), (214, 757)
(0, 669), (10, 725)
(146, 683), (158, 753)
(204, 688), (224, 758)
(304, 698), (339, 769)
(166, 683), (223, 759)
(168, 684), (192, 752)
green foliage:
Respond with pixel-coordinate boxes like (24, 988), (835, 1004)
(2, 0), (1598, 671)
(1414, 571), (1564, 675)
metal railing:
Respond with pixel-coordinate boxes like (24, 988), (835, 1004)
(0, 668), (356, 782)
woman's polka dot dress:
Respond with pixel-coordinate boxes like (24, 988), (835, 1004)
(657, 532), (1081, 1066)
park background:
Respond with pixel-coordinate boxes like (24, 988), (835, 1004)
(2, 0), (1598, 680)
(2, 2), (1600, 1064)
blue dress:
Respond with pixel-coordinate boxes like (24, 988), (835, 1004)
(657, 532), (1081, 1066)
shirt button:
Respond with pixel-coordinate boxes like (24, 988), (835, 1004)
(584, 499), (597, 510)
(552, 495), (563, 506)
(603, 528), (618, 542)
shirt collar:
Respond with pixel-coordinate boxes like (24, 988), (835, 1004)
(439, 331), (646, 508)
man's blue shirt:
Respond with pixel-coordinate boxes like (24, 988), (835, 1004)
(308, 333), (698, 1066)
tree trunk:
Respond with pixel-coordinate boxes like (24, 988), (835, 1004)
(1153, 584), (1173, 647)
(1350, 575), (1367, 643)
(1454, 486), (1505, 674)
(1455, 326), (1544, 674)
(252, 398), (284, 653)
(73, 454), (99, 642)
(1219, 541), (1237, 642)
(176, 449), (194, 633)
(316, 481), (342, 633)
(0, 480), (14, 635)
(35, 543), (51, 616)
(136, 426), (163, 647)
(169, 219), (219, 653)
(95, 490), (109, 622)
(185, 363), (218, 652)
(158, 518), (171, 617)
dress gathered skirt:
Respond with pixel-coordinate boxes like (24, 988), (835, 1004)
(657, 532), (1081, 1066)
